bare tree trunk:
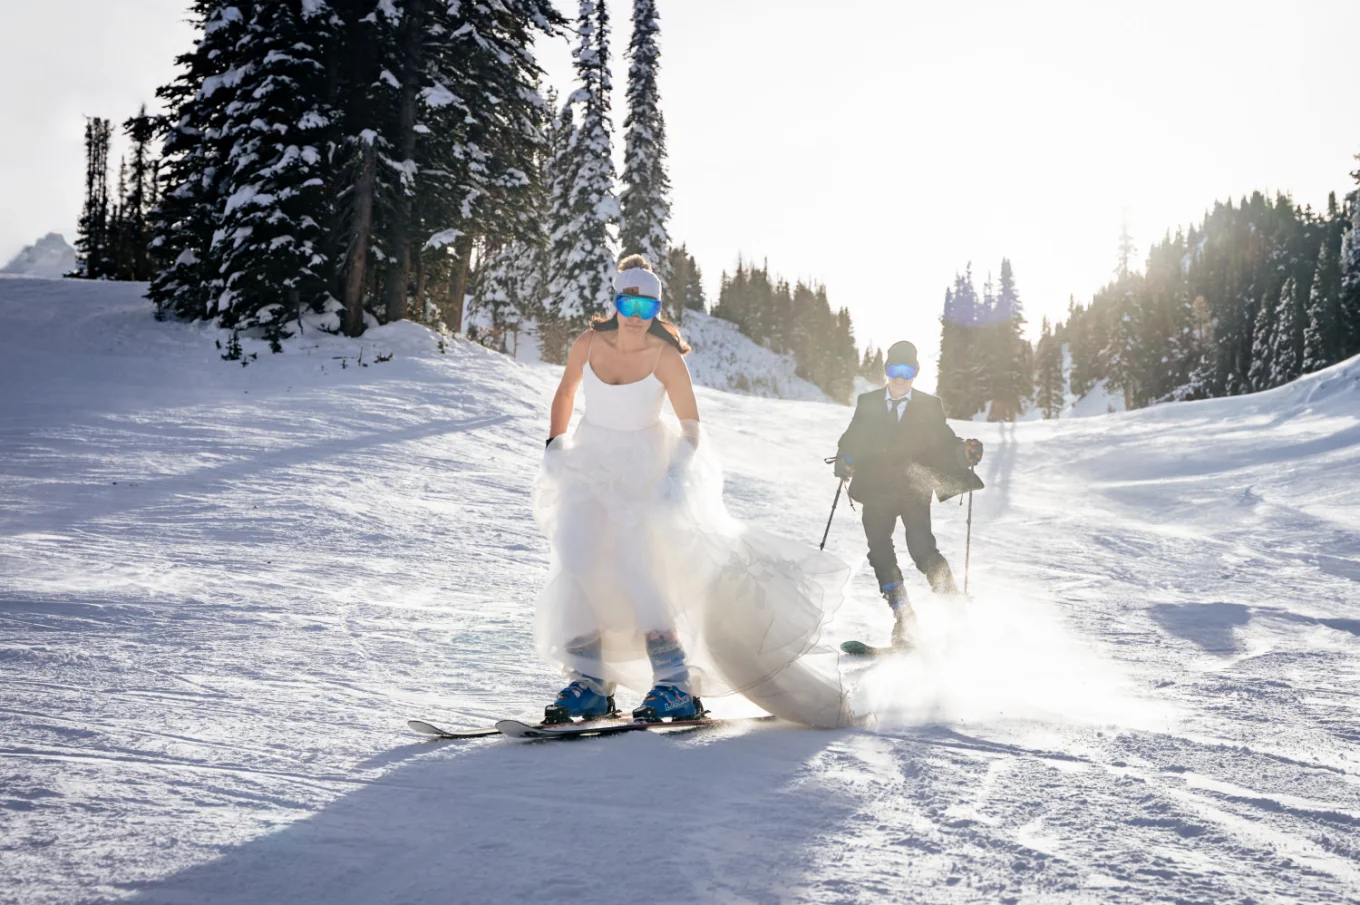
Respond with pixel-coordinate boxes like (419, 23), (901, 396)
(448, 233), (474, 334)
(343, 141), (378, 337)
(383, 0), (426, 323)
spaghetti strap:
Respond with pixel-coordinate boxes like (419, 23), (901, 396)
(649, 342), (666, 376)
(585, 330), (595, 370)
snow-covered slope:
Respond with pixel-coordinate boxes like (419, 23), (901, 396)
(2, 279), (1358, 904)
(1, 232), (76, 278)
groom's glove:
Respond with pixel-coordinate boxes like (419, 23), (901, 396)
(833, 452), (855, 479)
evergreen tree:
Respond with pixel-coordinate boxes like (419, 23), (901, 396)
(936, 267), (985, 419)
(665, 242), (705, 319)
(546, 0), (619, 347)
(74, 117), (113, 279)
(986, 258), (1030, 421)
(1246, 293), (1276, 391)
(145, 0), (562, 337)
(148, 0), (261, 320)
(120, 106), (159, 281)
(212, 0), (335, 337)
(1302, 194), (1345, 372)
(618, 0), (670, 284)
(1340, 167), (1360, 357)
(1033, 316), (1064, 418)
(1269, 277), (1301, 386)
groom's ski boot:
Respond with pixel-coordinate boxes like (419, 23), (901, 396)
(633, 684), (704, 722)
(883, 579), (919, 651)
(544, 679), (616, 724)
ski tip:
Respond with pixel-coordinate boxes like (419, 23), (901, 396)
(407, 719), (447, 736)
(840, 640), (871, 656)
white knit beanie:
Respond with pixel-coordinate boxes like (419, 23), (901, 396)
(613, 267), (663, 299)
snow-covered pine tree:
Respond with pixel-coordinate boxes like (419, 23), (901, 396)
(540, 99), (580, 363)
(1034, 316), (1065, 419)
(1246, 293), (1276, 391)
(468, 242), (530, 352)
(1339, 170), (1360, 359)
(212, 0), (335, 341)
(419, 0), (563, 333)
(1101, 277), (1141, 410)
(1302, 194), (1345, 372)
(1268, 277), (1301, 387)
(545, 0), (619, 358)
(619, 0), (671, 286)
(148, 0), (258, 320)
(74, 117), (113, 280)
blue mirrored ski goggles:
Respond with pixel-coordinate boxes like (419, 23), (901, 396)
(614, 293), (662, 320)
(885, 363), (918, 381)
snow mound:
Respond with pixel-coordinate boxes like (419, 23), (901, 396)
(2, 232), (76, 279)
(677, 309), (828, 401)
(498, 308), (829, 402)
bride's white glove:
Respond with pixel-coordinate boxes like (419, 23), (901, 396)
(543, 434), (567, 475)
(657, 420), (701, 506)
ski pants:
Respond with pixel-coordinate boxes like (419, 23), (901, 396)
(861, 491), (955, 593)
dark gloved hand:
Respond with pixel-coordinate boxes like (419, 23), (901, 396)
(964, 439), (984, 466)
(833, 453), (855, 479)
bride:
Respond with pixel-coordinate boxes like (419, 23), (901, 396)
(534, 254), (853, 728)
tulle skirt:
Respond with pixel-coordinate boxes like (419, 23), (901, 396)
(532, 416), (855, 728)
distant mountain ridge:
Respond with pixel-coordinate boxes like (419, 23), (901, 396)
(2, 233), (76, 279)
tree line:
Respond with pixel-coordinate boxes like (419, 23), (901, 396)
(72, 110), (160, 281)
(937, 159), (1360, 421)
(1065, 176), (1360, 410)
(709, 258), (862, 403)
(936, 259), (1033, 420)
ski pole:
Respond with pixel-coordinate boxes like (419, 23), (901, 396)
(820, 478), (845, 551)
(963, 467), (975, 593)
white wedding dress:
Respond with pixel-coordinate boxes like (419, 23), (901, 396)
(532, 351), (855, 728)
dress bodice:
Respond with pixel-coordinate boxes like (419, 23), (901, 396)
(582, 362), (666, 431)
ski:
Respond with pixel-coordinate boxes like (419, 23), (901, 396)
(407, 712), (624, 740)
(495, 714), (776, 741)
(839, 640), (899, 657)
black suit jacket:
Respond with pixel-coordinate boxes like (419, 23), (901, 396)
(837, 388), (984, 504)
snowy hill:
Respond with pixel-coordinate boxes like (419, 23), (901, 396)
(677, 308), (829, 401)
(2, 278), (1359, 904)
(500, 307), (829, 402)
(1, 232), (75, 278)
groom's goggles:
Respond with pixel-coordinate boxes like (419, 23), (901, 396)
(885, 363), (918, 380)
(614, 293), (662, 320)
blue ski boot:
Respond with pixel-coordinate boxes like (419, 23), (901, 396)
(544, 680), (616, 724)
(632, 684), (703, 723)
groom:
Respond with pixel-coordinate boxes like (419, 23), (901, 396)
(834, 341), (984, 644)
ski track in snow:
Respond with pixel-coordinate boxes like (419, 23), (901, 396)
(1, 279), (1358, 904)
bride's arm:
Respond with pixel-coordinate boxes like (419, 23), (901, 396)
(655, 346), (700, 442)
(548, 331), (592, 442)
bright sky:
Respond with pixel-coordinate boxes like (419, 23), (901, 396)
(4, 1), (1358, 390)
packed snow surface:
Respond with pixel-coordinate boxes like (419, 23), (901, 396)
(1, 279), (1358, 904)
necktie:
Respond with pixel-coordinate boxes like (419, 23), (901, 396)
(890, 396), (906, 421)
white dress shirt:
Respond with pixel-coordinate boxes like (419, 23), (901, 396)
(885, 386), (913, 422)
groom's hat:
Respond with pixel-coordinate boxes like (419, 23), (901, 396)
(886, 341), (919, 368)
